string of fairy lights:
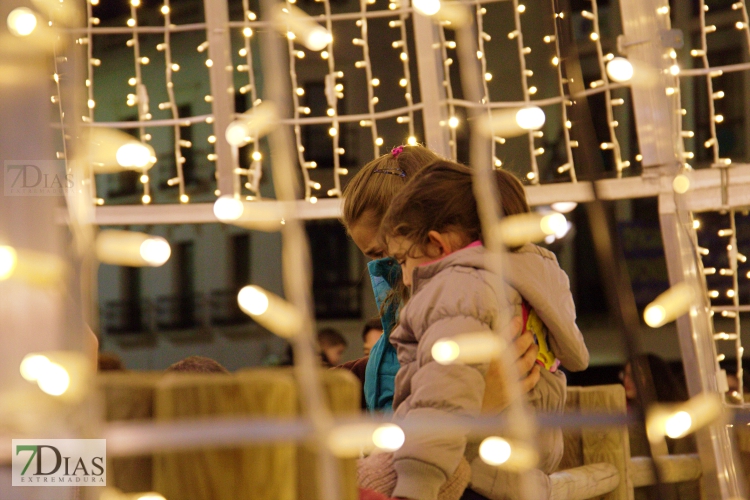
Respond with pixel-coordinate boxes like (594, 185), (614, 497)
(586, 1), (628, 177)
(392, 9), (417, 146)
(510, 0), (542, 183)
(237, 3), (263, 200)
(690, 0), (750, 404)
(436, 25), (459, 160)
(356, 0), (382, 160)
(284, 4), (319, 202)
(547, 4), (575, 182)
(321, 0), (344, 198)
(75, 0), (750, 209)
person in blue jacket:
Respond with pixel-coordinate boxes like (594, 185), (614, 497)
(341, 145), (542, 412)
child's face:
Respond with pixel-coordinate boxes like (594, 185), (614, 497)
(387, 236), (441, 287)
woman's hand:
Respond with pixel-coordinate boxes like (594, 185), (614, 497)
(509, 316), (541, 393)
(482, 317), (541, 413)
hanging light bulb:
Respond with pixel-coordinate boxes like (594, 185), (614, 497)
(412, 0), (441, 16)
(646, 393), (721, 443)
(431, 332), (505, 365)
(606, 57), (634, 82)
(479, 107), (545, 138)
(225, 102), (278, 147)
(213, 196), (286, 232)
(0, 245), (66, 287)
(96, 231), (171, 267)
(495, 212), (566, 247)
(237, 285), (303, 338)
(550, 202), (577, 213)
(7, 7), (37, 36)
(643, 282), (695, 328)
(327, 422), (405, 457)
(84, 128), (157, 173)
(479, 437), (538, 470)
(479, 437), (512, 465)
(20, 351), (91, 400)
(273, 4), (332, 51)
(670, 173), (691, 196)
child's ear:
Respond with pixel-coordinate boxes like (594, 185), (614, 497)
(427, 230), (453, 256)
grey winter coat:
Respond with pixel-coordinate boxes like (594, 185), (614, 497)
(389, 244), (588, 500)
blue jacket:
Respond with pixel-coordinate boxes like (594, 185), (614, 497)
(363, 257), (401, 412)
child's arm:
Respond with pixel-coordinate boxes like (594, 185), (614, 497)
(390, 315), (489, 500)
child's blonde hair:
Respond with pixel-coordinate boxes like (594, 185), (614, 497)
(380, 160), (530, 256)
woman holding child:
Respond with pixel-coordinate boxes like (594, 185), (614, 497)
(341, 145), (588, 500)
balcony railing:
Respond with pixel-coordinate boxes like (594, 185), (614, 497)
(312, 281), (362, 319)
(101, 289), (253, 336)
(101, 283), (361, 335)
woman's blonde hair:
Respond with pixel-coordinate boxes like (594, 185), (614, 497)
(341, 145), (442, 231)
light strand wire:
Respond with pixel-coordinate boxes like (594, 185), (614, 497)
(239, 3), (263, 198)
(510, 0), (539, 183)
(589, 0), (626, 177)
(323, 0), (344, 198)
(475, 4), (505, 169)
(395, 10), (416, 141)
(284, 4), (315, 201)
(161, 1), (185, 204)
(550, 7), (576, 181)
(357, 0), (381, 159)
(437, 25), (458, 159)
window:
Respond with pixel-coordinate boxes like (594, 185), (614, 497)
(230, 233), (251, 291)
(209, 233), (253, 326)
(306, 220), (362, 318)
(156, 241), (197, 330)
(102, 266), (144, 334)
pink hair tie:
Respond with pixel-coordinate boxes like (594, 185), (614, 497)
(391, 145), (404, 157)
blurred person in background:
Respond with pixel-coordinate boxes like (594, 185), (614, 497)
(362, 318), (383, 357)
(621, 353), (697, 500)
(318, 327), (348, 367)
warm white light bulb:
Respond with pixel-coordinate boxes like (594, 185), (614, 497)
(36, 362), (70, 396)
(515, 106), (545, 130)
(0, 245), (18, 280)
(139, 237), (171, 266)
(643, 305), (666, 328)
(665, 411), (692, 438)
(116, 143), (153, 168)
(306, 27), (332, 51)
(7, 7), (37, 37)
(432, 340), (460, 364)
(540, 213), (567, 235)
(372, 424), (405, 451)
(214, 196), (245, 221)
(673, 174), (690, 194)
(432, 333), (503, 365)
(413, 0), (441, 16)
(479, 437), (512, 466)
(225, 121), (250, 147)
(448, 116), (459, 128)
(643, 282), (695, 328)
(606, 57), (634, 82)
(20, 354), (51, 382)
(238, 285), (270, 316)
(550, 201), (577, 213)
